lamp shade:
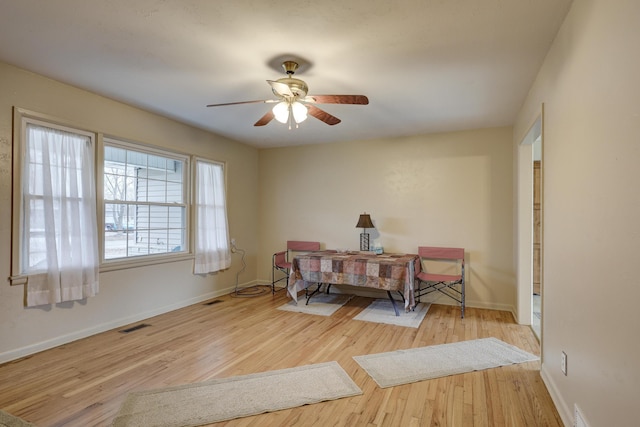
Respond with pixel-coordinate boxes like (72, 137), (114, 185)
(272, 101), (290, 123)
(291, 101), (308, 123)
(356, 213), (374, 229)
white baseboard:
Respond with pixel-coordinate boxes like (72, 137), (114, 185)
(0, 285), (240, 364)
(540, 363), (572, 427)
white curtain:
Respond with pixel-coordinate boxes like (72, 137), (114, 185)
(194, 160), (231, 274)
(24, 124), (99, 306)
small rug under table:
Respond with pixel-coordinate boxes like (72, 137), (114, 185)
(277, 293), (353, 316)
(353, 337), (539, 388)
(353, 299), (430, 328)
(112, 361), (361, 427)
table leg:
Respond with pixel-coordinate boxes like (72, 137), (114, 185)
(305, 283), (323, 305)
(387, 291), (400, 316)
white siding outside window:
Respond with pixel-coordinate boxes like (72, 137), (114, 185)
(103, 140), (188, 262)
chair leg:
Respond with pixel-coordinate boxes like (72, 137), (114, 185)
(271, 266), (289, 295)
(460, 279), (465, 318)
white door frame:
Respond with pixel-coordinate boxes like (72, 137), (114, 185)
(516, 107), (543, 325)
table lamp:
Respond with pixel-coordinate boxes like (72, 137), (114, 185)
(356, 213), (375, 251)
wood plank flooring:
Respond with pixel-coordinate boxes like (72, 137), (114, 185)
(0, 289), (562, 426)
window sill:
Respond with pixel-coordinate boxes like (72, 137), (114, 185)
(9, 275), (28, 286)
(100, 253), (195, 273)
(8, 254), (196, 285)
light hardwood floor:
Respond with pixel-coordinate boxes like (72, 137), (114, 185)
(0, 289), (561, 426)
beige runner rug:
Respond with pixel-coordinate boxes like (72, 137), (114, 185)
(112, 361), (361, 427)
(0, 410), (37, 427)
(354, 337), (539, 388)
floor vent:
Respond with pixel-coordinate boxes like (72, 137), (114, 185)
(203, 299), (224, 306)
(119, 323), (151, 333)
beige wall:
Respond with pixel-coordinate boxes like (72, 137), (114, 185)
(514, 0), (639, 425)
(258, 128), (515, 311)
(0, 62), (260, 362)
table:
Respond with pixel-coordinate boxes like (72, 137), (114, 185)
(287, 250), (421, 315)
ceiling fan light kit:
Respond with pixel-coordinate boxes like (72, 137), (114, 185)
(273, 100), (308, 127)
(206, 60), (369, 128)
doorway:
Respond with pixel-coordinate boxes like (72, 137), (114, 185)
(516, 109), (543, 340)
(532, 137), (542, 339)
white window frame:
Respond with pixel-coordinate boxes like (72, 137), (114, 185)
(99, 137), (192, 270)
(10, 108), (98, 285)
(10, 109), (233, 282)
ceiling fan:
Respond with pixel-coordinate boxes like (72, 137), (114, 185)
(206, 61), (369, 128)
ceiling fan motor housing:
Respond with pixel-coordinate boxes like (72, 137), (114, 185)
(274, 77), (308, 98)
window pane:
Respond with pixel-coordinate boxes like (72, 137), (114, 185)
(127, 150), (147, 177)
(21, 122), (98, 282)
(130, 228), (149, 257)
(168, 161), (183, 182)
(146, 177), (167, 203)
(126, 204), (138, 231)
(125, 177), (137, 202)
(104, 173), (125, 200)
(103, 140), (187, 261)
(149, 205), (167, 229)
(167, 179), (183, 203)
(105, 146), (125, 164)
(26, 198), (47, 270)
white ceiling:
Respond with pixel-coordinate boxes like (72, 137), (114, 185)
(0, 0), (572, 148)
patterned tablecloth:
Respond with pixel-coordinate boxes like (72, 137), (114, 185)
(287, 250), (421, 310)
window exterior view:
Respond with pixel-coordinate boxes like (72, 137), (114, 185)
(103, 142), (188, 260)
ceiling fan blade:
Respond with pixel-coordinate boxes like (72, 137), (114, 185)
(305, 95), (369, 105)
(207, 100), (274, 107)
(307, 105), (341, 126)
(267, 80), (294, 97)
(254, 110), (275, 126)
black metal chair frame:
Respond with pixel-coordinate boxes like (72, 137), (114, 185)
(271, 250), (290, 294)
(415, 247), (465, 318)
(271, 241), (321, 294)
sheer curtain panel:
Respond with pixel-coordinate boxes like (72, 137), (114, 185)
(23, 123), (99, 306)
(194, 160), (231, 274)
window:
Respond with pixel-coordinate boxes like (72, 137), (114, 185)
(13, 115), (99, 306)
(193, 159), (231, 274)
(102, 139), (189, 262)
(11, 109), (228, 293)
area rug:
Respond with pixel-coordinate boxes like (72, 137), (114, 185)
(0, 410), (37, 427)
(353, 299), (430, 328)
(277, 293), (353, 316)
(353, 337), (539, 388)
(112, 361), (361, 427)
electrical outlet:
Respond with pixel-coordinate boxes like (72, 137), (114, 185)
(561, 351), (567, 375)
(231, 238), (236, 247)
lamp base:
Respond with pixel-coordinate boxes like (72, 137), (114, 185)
(360, 233), (370, 251)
